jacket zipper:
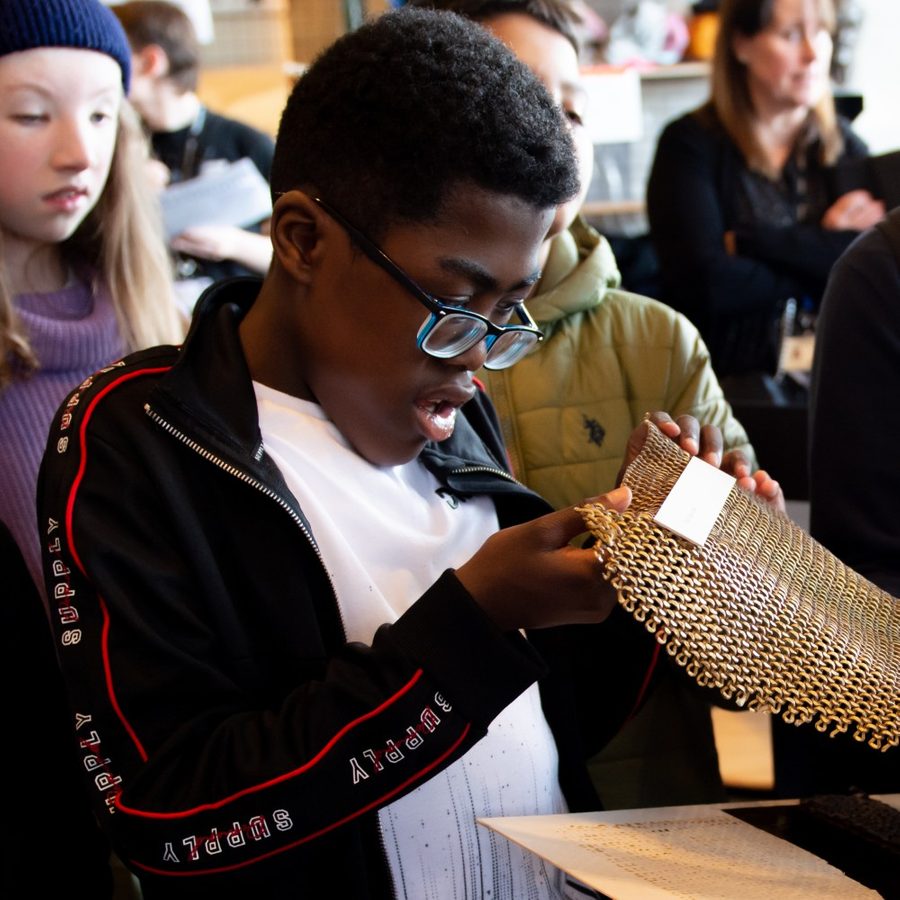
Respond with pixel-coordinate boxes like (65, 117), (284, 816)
(143, 410), (520, 603)
(447, 464), (522, 486)
(149, 401), (419, 892)
(145, 406), (518, 898)
(143, 403), (342, 615)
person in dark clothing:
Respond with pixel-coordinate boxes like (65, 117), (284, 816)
(37, 9), (751, 898)
(810, 208), (900, 598)
(771, 207), (900, 797)
(646, 0), (884, 380)
(114, 1), (274, 304)
(2, 522), (115, 898)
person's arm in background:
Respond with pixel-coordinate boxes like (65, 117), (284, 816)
(647, 114), (805, 323)
(170, 224), (272, 273)
(808, 218), (900, 596)
(731, 214), (863, 284)
(4, 522), (114, 897)
(734, 130), (884, 283)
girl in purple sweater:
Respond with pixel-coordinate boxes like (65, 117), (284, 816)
(0, 0), (184, 599)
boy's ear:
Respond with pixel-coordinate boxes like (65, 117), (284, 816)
(135, 44), (169, 79)
(270, 190), (328, 287)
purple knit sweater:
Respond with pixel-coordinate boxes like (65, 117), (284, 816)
(0, 277), (125, 602)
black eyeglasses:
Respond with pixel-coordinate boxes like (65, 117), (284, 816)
(312, 196), (543, 371)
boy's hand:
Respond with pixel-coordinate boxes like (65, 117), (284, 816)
(722, 454), (785, 513)
(620, 411), (785, 512)
(456, 486), (631, 631)
(617, 411), (723, 483)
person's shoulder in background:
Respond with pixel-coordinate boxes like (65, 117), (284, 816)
(201, 107), (275, 174)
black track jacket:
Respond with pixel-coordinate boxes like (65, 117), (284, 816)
(37, 278), (658, 898)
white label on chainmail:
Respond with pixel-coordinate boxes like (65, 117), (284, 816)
(653, 456), (736, 546)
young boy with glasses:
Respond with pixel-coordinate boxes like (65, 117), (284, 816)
(38, 8), (748, 898)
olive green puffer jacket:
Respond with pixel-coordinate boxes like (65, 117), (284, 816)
(481, 216), (754, 509)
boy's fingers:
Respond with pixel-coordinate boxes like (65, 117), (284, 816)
(543, 486), (632, 546)
(722, 449), (751, 479)
(698, 424), (723, 466)
(674, 414), (699, 454)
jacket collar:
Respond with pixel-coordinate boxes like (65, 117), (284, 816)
(150, 277), (265, 463)
(526, 216), (621, 330)
(149, 277), (535, 499)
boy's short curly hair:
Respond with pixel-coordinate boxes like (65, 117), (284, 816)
(270, 7), (578, 239)
(409, 0), (583, 55)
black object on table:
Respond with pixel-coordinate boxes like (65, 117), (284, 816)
(726, 797), (900, 899)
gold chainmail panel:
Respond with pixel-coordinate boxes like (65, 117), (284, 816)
(577, 421), (900, 751)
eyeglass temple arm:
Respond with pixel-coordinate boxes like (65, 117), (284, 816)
(312, 196), (442, 314)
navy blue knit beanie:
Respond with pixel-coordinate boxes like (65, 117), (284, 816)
(0, 0), (131, 90)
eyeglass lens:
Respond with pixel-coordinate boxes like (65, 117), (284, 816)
(419, 315), (487, 358)
(420, 314), (536, 370)
(484, 330), (535, 369)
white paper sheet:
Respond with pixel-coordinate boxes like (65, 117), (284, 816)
(478, 799), (899, 899)
(160, 156), (272, 239)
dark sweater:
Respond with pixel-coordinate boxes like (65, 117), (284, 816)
(647, 106), (869, 377)
(0, 278), (124, 595)
(773, 212), (900, 797)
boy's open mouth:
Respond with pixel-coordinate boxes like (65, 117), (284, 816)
(415, 398), (459, 442)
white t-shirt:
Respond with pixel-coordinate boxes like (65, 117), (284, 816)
(254, 383), (580, 900)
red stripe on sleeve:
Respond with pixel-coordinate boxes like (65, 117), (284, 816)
(117, 668), (428, 819)
(63, 367), (171, 761)
(128, 722), (472, 879)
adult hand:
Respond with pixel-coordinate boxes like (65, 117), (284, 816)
(456, 485), (632, 631)
(619, 412), (785, 512)
(821, 189), (886, 232)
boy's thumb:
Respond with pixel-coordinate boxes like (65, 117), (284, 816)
(550, 485), (632, 544)
(584, 485), (631, 513)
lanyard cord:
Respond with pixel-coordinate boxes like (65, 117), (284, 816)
(179, 105), (208, 181)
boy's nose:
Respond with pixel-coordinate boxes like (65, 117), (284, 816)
(450, 337), (491, 373)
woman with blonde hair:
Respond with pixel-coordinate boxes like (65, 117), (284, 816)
(0, 0), (184, 599)
(647, 0), (884, 381)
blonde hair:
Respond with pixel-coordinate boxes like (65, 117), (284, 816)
(0, 100), (184, 388)
(710, 0), (841, 179)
